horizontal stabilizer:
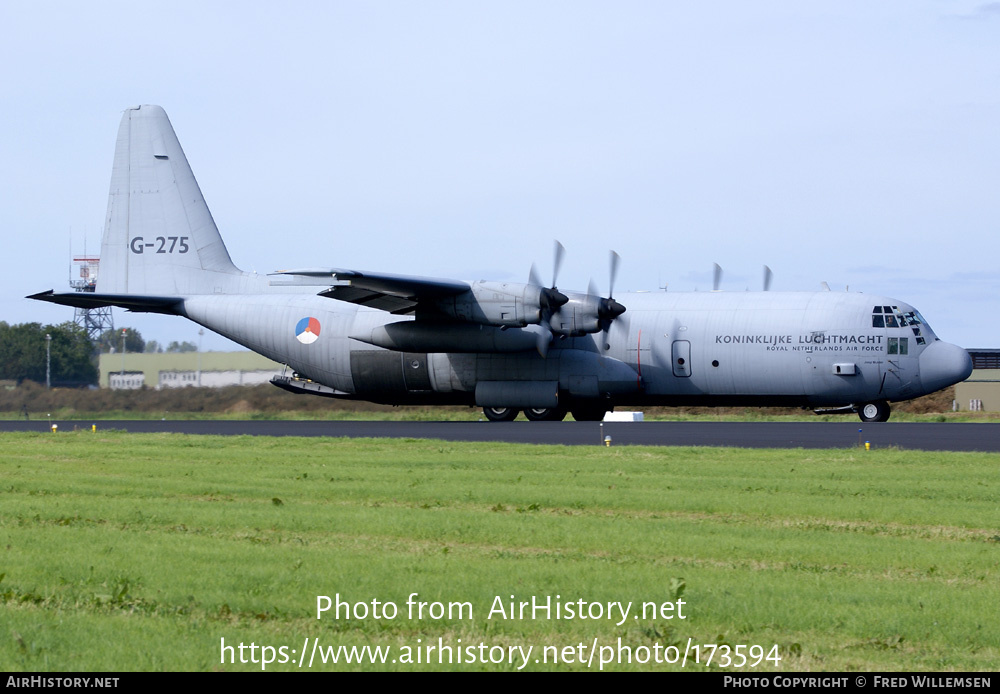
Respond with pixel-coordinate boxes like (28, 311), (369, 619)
(27, 290), (182, 315)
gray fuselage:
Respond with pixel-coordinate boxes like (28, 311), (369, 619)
(179, 280), (971, 410)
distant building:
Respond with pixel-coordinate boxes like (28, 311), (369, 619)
(98, 351), (284, 390)
(954, 349), (999, 411)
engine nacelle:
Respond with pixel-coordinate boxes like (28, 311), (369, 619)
(546, 291), (602, 336)
(431, 281), (544, 327)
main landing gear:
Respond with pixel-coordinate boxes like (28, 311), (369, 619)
(524, 407), (568, 422)
(857, 400), (891, 423)
(482, 406), (519, 422)
(481, 405), (607, 422)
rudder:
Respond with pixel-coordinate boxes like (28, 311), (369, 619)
(97, 105), (242, 296)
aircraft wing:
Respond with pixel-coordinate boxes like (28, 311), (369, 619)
(26, 290), (183, 315)
(272, 269), (470, 316)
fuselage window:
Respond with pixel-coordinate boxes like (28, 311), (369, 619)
(888, 338), (898, 355)
(899, 337), (908, 355)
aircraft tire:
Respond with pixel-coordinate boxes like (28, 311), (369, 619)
(570, 406), (608, 422)
(858, 401), (890, 423)
(483, 406), (519, 422)
(524, 407), (568, 422)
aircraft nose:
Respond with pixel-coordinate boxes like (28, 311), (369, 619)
(919, 341), (973, 393)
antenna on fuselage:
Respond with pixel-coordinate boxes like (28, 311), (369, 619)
(712, 263), (723, 292)
(763, 265), (773, 291)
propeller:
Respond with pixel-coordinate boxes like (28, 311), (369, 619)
(598, 250), (626, 324)
(552, 240), (565, 289)
(529, 241), (570, 357)
(596, 251), (627, 346)
(528, 240), (569, 312)
(763, 265), (773, 292)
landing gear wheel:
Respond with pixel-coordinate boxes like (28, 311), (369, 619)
(524, 407), (567, 422)
(570, 407), (608, 422)
(483, 406), (519, 422)
(858, 401), (890, 423)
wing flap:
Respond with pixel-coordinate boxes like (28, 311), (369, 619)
(273, 268), (469, 315)
(318, 286), (418, 315)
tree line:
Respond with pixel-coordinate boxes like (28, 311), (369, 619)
(0, 323), (199, 387)
(0, 322), (97, 386)
(94, 329), (197, 355)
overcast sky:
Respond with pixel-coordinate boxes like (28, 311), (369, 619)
(2, 1), (998, 350)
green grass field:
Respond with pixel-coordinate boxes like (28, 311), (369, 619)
(2, 432), (997, 671)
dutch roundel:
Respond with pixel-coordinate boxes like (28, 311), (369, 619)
(295, 317), (321, 344)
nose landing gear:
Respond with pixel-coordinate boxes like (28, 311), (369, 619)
(857, 400), (891, 423)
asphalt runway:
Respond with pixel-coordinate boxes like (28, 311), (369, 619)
(1, 419), (997, 452)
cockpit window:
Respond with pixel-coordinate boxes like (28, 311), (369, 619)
(872, 308), (933, 338)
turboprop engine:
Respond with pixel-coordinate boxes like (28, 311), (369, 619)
(429, 280), (568, 328)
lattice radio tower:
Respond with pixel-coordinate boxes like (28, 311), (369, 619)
(70, 255), (114, 341)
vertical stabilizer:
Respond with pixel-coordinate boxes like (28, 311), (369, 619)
(97, 105), (242, 295)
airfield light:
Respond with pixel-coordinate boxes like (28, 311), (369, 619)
(865, 441), (871, 451)
(604, 436), (612, 447)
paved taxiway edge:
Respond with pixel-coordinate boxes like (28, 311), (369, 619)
(0, 421), (996, 452)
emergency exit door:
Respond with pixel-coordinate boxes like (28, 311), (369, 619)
(672, 340), (691, 378)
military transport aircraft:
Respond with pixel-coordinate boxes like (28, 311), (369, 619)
(30, 105), (973, 422)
